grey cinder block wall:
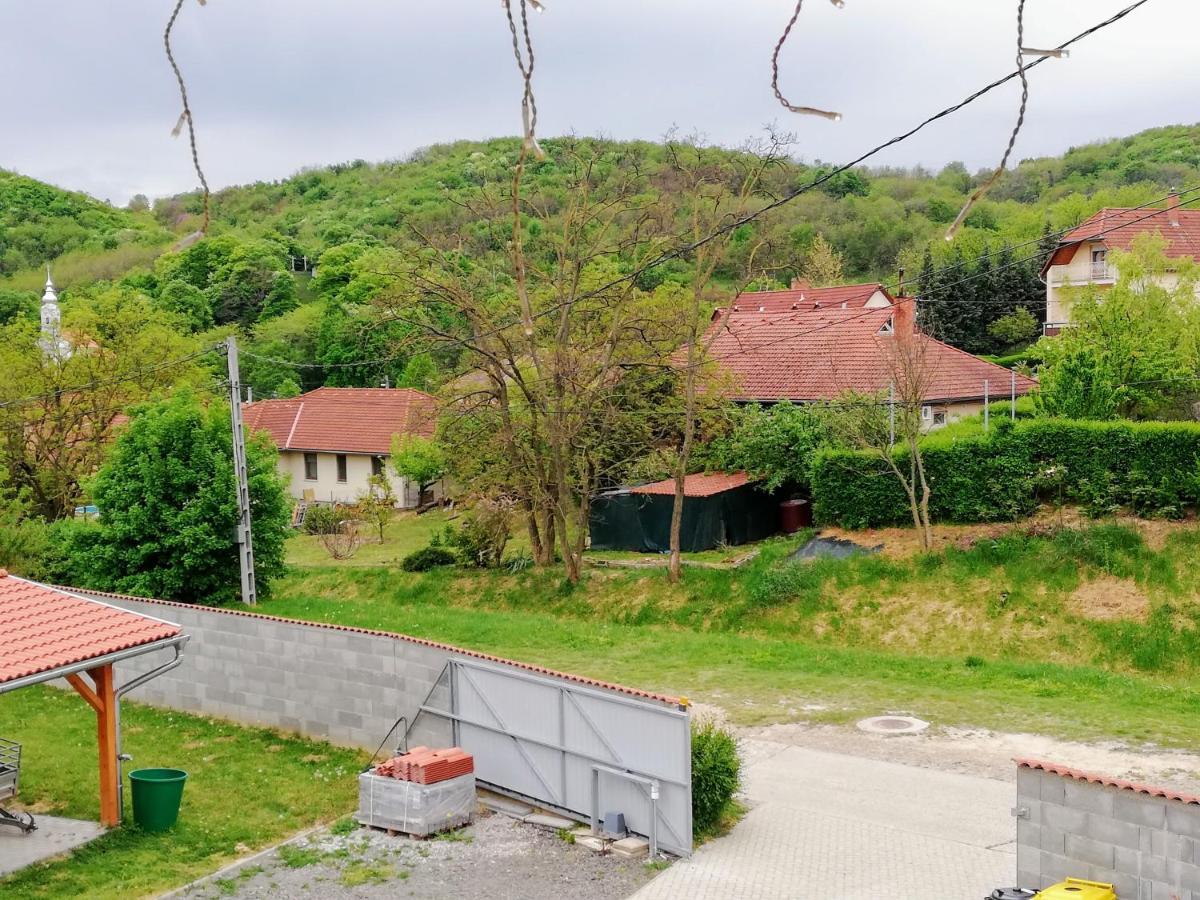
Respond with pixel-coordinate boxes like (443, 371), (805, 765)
(1016, 759), (1200, 900)
(68, 588), (678, 754)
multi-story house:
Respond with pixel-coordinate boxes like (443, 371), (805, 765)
(1041, 193), (1200, 333)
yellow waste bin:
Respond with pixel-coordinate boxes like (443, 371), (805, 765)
(1035, 878), (1117, 900)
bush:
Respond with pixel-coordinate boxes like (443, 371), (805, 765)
(303, 504), (345, 535)
(400, 545), (457, 572)
(691, 720), (741, 838)
(810, 418), (1200, 528)
(442, 498), (513, 568)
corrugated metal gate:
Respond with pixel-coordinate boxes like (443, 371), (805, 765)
(416, 657), (692, 857)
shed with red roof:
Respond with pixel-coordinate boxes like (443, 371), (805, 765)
(590, 471), (777, 552)
(0, 572), (188, 826)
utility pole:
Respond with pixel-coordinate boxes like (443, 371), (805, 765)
(983, 379), (990, 432)
(1010, 369), (1016, 420)
(226, 336), (257, 605)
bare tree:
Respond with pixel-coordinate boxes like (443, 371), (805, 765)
(373, 138), (678, 582)
(664, 131), (792, 582)
(827, 299), (937, 550)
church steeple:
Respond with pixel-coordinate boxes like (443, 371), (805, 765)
(39, 267), (69, 358)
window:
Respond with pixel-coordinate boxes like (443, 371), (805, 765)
(1091, 248), (1107, 263)
(933, 411), (947, 426)
(372, 456), (384, 477)
(921, 405), (932, 421)
(336, 454), (348, 483)
(304, 453), (318, 481)
(878, 317), (894, 335)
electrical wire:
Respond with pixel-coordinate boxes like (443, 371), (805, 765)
(0, 345), (221, 411)
(945, 0), (1031, 240)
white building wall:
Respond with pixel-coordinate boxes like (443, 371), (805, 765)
(1046, 242), (1200, 326)
(277, 450), (426, 508)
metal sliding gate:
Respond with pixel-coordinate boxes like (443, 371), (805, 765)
(416, 657), (692, 857)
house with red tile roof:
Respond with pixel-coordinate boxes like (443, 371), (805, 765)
(243, 386), (441, 507)
(1041, 193), (1200, 331)
(703, 283), (1036, 426)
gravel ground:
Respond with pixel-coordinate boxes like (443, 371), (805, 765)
(180, 810), (658, 900)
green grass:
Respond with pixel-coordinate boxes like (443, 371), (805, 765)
(266, 517), (1200, 748)
(0, 687), (365, 899)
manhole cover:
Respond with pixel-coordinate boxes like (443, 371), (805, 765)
(856, 715), (929, 735)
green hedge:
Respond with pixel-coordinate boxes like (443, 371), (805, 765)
(811, 419), (1200, 528)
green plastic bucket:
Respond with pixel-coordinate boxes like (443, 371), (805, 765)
(128, 768), (188, 832)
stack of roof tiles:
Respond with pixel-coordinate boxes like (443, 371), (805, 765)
(373, 747), (474, 785)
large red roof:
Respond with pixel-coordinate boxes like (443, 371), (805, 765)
(631, 471), (754, 498)
(1043, 204), (1200, 271)
(0, 573), (181, 686)
(703, 297), (1036, 403)
(243, 387), (437, 455)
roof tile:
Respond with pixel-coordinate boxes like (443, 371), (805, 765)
(705, 298), (1036, 403)
(243, 387), (437, 455)
(0, 575), (181, 685)
(631, 472), (754, 497)
(1016, 758), (1200, 806)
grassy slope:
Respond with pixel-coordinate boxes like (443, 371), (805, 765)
(270, 517), (1200, 747)
(0, 687), (364, 899)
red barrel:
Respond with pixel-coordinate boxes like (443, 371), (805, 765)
(779, 499), (812, 533)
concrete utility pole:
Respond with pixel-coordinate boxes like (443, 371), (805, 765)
(888, 382), (896, 447)
(1010, 369), (1016, 420)
(226, 336), (257, 605)
(984, 379), (990, 432)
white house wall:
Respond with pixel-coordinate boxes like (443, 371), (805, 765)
(277, 450), (423, 508)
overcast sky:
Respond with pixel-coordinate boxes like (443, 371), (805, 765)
(2, 1), (1195, 205)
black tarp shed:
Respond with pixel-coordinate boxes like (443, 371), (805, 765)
(589, 471), (777, 553)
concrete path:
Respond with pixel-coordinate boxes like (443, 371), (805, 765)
(633, 740), (1017, 899)
(0, 814), (104, 877)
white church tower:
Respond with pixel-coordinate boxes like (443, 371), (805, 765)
(39, 268), (70, 358)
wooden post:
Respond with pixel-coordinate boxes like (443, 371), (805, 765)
(67, 664), (120, 826)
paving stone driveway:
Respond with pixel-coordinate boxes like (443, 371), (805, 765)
(632, 740), (1017, 900)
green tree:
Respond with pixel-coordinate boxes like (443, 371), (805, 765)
(699, 403), (832, 493)
(391, 434), (446, 501)
(987, 307), (1039, 348)
(66, 391), (290, 603)
(157, 279), (213, 332)
(800, 234), (845, 287)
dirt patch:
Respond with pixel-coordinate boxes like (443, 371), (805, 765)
(1068, 576), (1150, 622)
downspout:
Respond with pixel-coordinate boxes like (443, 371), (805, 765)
(113, 637), (190, 822)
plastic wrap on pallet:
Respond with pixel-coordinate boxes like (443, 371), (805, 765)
(355, 770), (475, 836)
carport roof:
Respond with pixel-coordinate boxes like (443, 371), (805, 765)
(0, 572), (182, 689)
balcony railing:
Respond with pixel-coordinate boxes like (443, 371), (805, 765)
(1049, 264), (1115, 286)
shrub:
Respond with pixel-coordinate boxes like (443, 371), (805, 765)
(443, 498), (513, 568)
(400, 546), (457, 572)
(691, 719), (741, 838)
(810, 418), (1200, 528)
(303, 504), (344, 535)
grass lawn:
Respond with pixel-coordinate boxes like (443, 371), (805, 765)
(0, 686), (365, 899)
(269, 514), (1200, 748)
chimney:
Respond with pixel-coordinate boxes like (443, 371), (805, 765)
(891, 296), (915, 340)
(790, 277), (812, 291)
(897, 266), (906, 295)
(1168, 189), (1180, 227)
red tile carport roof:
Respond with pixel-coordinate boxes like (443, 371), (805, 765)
(705, 305), (1036, 403)
(243, 387), (437, 455)
(0, 572), (181, 686)
(1016, 758), (1200, 806)
(1042, 206), (1200, 272)
(631, 471), (754, 498)
(61, 585), (687, 709)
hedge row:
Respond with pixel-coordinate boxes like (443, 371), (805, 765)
(810, 419), (1200, 528)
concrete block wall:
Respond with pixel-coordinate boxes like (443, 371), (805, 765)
(1017, 763), (1200, 900)
(76, 591), (457, 751)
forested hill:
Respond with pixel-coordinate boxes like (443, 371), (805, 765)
(0, 171), (166, 276)
(0, 124), (1197, 390)
(170, 122), (1200, 281)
